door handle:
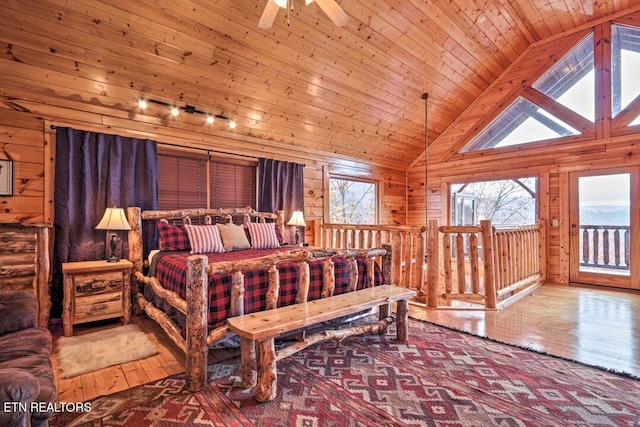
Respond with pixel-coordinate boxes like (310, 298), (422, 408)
(570, 223), (577, 236)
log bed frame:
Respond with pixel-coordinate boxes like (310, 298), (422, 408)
(126, 207), (394, 392)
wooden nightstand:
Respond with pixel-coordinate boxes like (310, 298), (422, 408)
(62, 259), (133, 336)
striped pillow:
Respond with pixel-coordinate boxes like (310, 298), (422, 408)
(247, 222), (281, 249)
(184, 224), (225, 254)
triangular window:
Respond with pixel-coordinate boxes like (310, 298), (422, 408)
(612, 24), (640, 121)
(533, 33), (594, 122)
(461, 33), (593, 153)
(460, 97), (579, 152)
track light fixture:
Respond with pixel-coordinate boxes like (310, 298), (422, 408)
(136, 97), (236, 128)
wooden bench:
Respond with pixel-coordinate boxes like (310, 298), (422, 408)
(227, 284), (417, 402)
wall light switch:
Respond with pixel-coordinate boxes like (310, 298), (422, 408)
(551, 219), (559, 227)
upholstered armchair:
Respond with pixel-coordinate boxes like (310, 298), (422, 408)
(0, 290), (55, 427)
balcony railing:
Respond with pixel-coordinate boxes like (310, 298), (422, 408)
(579, 225), (630, 271)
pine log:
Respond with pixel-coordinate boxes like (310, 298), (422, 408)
(208, 250), (312, 275)
(346, 257), (358, 292)
(366, 257), (375, 288)
(396, 300), (409, 342)
(36, 227), (50, 327)
(321, 258), (335, 298)
(205, 326), (232, 346)
(294, 261), (310, 304)
(136, 292), (187, 353)
(230, 271), (245, 317)
(427, 220), (440, 308)
(255, 339), (277, 402)
(415, 229), (426, 297)
(239, 337), (257, 388)
(0, 276), (34, 290)
(382, 244), (392, 286)
(265, 264), (280, 310)
(135, 271), (187, 314)
(185, 255), (209, 392)
(0, 253), (36, 265)
(0, 263), (35, 277)
(126, 207), (144, 274)
(275, 317), (393, 362)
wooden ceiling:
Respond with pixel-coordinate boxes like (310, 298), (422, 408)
(1, 0), (639, 169)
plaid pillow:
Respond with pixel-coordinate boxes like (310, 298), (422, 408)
(184, 224), (225, 254)
(157, 222), (191, 252)
(247, 222), (281, 249)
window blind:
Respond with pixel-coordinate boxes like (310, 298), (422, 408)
(157, 149), (208, 209)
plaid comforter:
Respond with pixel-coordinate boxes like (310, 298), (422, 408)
(150, 249), (383, 331)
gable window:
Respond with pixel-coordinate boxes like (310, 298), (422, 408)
(328, 177), (378, 224)
(158, 147), (256, 211)
(460, 97), (580, 151)
(612, 24), (640, 125)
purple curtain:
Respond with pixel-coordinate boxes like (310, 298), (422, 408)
(51, 127), (158, 317)
(257, 158), (304, 244)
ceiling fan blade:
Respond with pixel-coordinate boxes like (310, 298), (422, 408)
(259, 0), (281, 29)
(314, 0), (348, 27)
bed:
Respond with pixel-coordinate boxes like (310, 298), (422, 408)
(126, 207), (393, 391)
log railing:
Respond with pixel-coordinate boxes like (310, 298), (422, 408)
(425, 219), (546, 310)
(318, 223), (427, 292)
(579, 225), (630, 271)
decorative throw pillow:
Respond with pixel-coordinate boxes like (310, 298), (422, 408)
(247, 222), (281, 249)
(184, 224), (225, 254)
(157, 222), (191, 252)
(217, 223), (251, 251)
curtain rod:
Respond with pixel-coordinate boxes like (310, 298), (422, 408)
(49, 125), (306, 167)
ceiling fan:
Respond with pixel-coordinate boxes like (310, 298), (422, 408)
(258, 0), (349, 29)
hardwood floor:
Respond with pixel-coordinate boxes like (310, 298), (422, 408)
(50, 282), (640, 402)
(409, 283), (640, 377)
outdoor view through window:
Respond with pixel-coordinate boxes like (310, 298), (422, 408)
(329, 177), (377, 224)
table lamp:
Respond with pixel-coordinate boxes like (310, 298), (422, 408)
(287, 210), (307, 246)
(95, 207), (131, 262)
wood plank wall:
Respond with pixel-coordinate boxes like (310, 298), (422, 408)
(0, 109), (406, 239)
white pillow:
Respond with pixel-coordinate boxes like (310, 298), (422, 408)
(217, 223), (251, 251)
(247, 222), (281, 249)
(184, 224), (225, 254)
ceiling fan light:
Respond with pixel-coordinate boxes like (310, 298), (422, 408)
(273, 0), (287, 8)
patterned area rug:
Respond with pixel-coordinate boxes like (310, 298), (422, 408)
(51, 319), (640, 426)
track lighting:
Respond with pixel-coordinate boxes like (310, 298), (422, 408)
(135, 97), (235, 128)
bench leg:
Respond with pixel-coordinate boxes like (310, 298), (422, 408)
(239, 337), (256, 388)
(378, 302), (391, 333)
(255, 338), (277, 402)
(396, 299), (409, 341)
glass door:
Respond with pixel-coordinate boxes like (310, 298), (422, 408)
(569, 168), (639, 289)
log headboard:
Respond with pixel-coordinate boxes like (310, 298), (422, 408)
(126, 207), (285, 274)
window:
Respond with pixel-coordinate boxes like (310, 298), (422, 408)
(328, 177), (377, 224)
(450, 177), (537, 227)
(157, 148), (256, 211)
(612, 24), (640, 123)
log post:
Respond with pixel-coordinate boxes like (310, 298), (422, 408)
(392, 232), (403, 286)
(396, 299), (409, 342)
(366, 257), (375, 289)
(481, 220), (497, 309)
(239, 337), (257, 388)
(35, 227), (51, 327)
(346, 257), (358, 292)
(415, 228), (426, 297)
(230, 271), (245, 317)
(404, 231), (414, 288)
(255, 339), (277, 402)
(185, 255), (209, 392)
(127, 207), (144, 316)
(265, 264), (280, 310)
(295, 261), (310, 304)
(321, 258), (335, 298)
(427, 220), (440, 308)
(381, 244), (392, 286)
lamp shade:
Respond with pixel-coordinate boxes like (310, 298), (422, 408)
(287, 210), (307, 227)
(95, 207), (132, 231)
